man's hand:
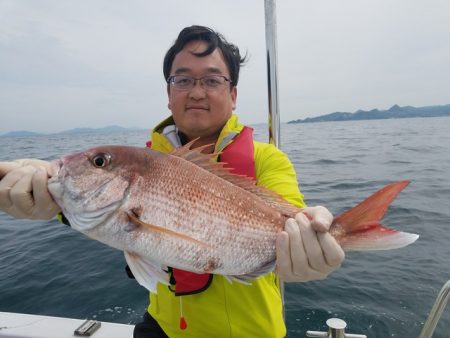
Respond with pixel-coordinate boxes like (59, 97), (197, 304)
(0, 159), (60, 220)
(276, 206), (344, 282)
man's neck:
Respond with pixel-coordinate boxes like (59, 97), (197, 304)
(178, 131), (218, 154)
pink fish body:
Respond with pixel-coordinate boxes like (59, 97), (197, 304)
(47, 143), (418, 291)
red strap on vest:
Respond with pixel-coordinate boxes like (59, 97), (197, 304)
(170, 269), (213, 296)
(219, 126), (256, 180)
(172, 127), (255, 295)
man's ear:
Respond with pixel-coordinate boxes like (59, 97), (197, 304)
(231, 86), (237, 110)
(167, 84), (172, 110)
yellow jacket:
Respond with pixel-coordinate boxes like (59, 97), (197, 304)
(147, 114), (305, 337)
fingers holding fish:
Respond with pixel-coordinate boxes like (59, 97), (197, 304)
(300, 205), (333, 232)
(275, 210), (344, 282)
(295, 212), (331, 273)
(285, 217), (309, 278)
(276, 216), (318, 282)
(0, 165), (37, 217)
(0, 164), (59, 219)
(32, 168), (61, 219)
(295, 211), (344, 277)
(275, 228), (296, 280)
(317, 232), (345, 268)
(0, 159), (56, 179)
(0, 161), (21, 180)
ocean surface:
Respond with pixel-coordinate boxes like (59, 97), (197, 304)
(1, 117), (449, 337)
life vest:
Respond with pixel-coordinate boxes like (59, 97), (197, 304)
(147, 126), (255, 296)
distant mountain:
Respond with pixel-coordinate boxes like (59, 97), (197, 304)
(1, 130), (44, 137)
(57, 125), (143, 134)
(1, 125), (145, 137)
(288, 104), (450, 124)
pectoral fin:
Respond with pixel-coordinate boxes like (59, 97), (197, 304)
(127, 211), (210, 248)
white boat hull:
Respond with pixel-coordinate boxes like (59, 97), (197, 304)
(0, 312), (134, 338)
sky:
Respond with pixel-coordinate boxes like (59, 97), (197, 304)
(1, 0), (449, 134)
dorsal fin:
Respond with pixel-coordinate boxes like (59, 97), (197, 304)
(170, 139), (300, 216)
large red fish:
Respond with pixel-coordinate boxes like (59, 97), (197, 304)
(47, 142), (418, 291)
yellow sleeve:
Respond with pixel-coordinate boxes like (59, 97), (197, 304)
(254, 141), (306, 208)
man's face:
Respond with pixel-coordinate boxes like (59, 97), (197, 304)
(167, 40), (237, 141)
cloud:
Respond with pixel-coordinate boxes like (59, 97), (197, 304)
(1, 0), (449, 134)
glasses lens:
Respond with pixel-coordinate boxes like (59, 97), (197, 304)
(201, 75), (225, 89)
(172, 76), (194, 89)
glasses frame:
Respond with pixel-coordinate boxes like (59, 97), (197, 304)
(166, 75), (232, 91)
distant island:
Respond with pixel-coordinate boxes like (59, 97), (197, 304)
(0, 125), (145, 138)
(288, 103), (450, 124)
(3, 104), (450, 136)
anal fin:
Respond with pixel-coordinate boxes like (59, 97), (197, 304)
(225, 259), (276, 285)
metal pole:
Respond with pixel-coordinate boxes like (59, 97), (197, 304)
(264, 0), (285, 321)
(264, 0), (281, 148)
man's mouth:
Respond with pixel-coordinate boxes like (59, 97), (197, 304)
(186, 105), (209, 111)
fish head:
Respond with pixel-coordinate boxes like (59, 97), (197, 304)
(48, 146), (139, 232)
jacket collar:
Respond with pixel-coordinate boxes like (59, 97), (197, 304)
(150, 115), (245, 153)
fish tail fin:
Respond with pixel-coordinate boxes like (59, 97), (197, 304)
(332, 181), (419, 251)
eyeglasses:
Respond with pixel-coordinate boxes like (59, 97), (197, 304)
(167, 75), (231, 91)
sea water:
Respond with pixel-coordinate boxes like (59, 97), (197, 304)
(0, 117), (449, 337)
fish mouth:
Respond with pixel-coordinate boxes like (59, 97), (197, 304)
(47, 160), (64, 200)
(48, 180), (63, 201)
(50, 159), (62, 175)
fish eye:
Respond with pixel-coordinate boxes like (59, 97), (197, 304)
(92, 153), (111, 168)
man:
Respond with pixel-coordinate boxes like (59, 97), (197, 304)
(0, 26), (344, 337)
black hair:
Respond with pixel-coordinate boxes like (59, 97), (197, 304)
(163, 25), (246, 87)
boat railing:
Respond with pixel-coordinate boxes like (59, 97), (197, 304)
(305, 279), (449, 337)
(419, 279), (450, 338)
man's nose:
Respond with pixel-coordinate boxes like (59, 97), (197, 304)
(188, 80), (207, 98)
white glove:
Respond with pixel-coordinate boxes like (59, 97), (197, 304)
(0, 159), (60, 220)
(276, 206), (345, 282)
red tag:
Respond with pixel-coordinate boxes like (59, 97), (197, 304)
(179, 316), (187, 330)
